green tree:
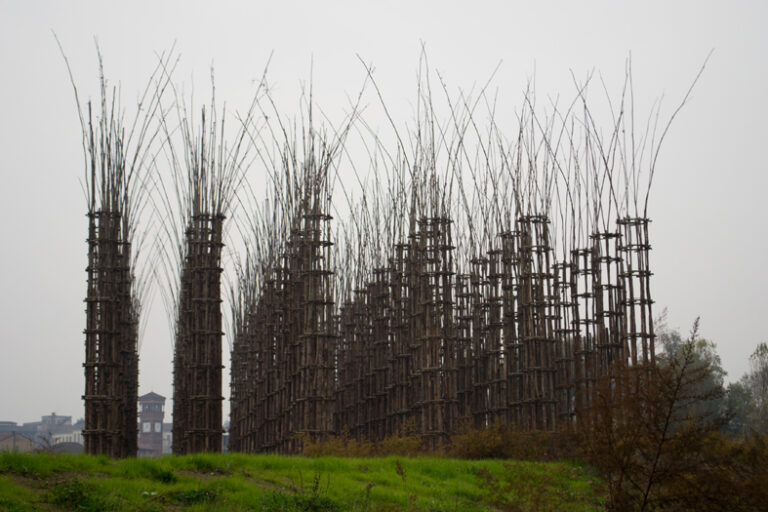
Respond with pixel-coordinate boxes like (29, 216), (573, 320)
(748, 343), (768, 402)
(724, 379), (755, 436)
(738, 342), (768, 433)
(657, 324), (728, 425)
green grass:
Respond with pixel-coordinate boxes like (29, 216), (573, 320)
(0, 452), (604, 511)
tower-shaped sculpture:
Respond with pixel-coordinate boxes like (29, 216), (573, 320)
(159, 101), (254, 454)
(76, 53), (170, 457)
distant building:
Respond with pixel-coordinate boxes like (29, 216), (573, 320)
(0, 420), (39, 441)
(52, 430), (84, 446)
(0, 421), (18, 433)
(19, 422), (43, 441)
(138, 392), (165, 457)
(53, 442), (84, 454)
(41, 413), (72, 430)
(0, 414), (84, 449)
(162, 423), (173, 455)
(0, 432), (35, 453)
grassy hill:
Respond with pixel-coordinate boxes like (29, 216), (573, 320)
(0, 451), (604, 511)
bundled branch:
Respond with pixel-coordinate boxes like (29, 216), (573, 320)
(228, 89), (356, 452)
(61, 43), (174, 457)
(154, 79), (260, 454)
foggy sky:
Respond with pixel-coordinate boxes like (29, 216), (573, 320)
(1, 0), (766, 424)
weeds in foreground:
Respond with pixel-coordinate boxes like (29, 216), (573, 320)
(300, 426), (423, 458)
(477, 461), (603, 512)
(393, 459), (417, 511)
(46, 479), (105, 512)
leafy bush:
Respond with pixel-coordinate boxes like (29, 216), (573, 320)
(449, 421), (576, 461)
(302, 422), (575, 461)
(301, 430), (423, 458)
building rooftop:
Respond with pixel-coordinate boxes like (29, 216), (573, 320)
(0, 432), (34, 443)
(138, 392), (166, 402)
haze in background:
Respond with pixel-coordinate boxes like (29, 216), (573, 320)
(1, 0), (766, 423)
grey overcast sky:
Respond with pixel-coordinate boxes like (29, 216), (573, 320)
(1, 1), (766, 424)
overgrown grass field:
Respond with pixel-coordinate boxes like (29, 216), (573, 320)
(0, 451), (604, 511)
